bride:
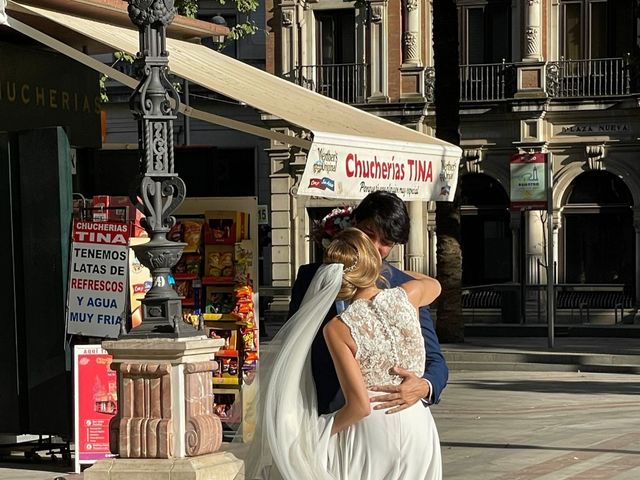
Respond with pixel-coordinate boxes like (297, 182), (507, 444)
(246, 228), (443, 480)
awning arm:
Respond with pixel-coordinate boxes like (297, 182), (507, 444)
(6, 14), (311, 150)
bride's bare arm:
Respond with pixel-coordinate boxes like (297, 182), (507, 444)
(323, 317), (371, 435)
(401, 275), (442, 308)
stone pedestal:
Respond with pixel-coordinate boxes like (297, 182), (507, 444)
(84, 338), (243, 480)
(84, 452), (243, 480)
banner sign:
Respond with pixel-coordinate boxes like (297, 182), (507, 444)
(510, 153), (548, 211)
(67, 220), (131, 338)
(297, 132), (460, 201)
(73, 345), (117, 473)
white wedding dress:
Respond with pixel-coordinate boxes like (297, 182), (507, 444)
(245, 264), (442, 480)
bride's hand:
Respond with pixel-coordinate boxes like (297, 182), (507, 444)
(369, 367), (430, 414)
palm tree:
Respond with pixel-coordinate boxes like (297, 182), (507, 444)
(432, 0), (463, 342)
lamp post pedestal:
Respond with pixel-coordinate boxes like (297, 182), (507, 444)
(83, 337), (244, 480)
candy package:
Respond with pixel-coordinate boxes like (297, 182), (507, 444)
(182, 219), (203, 253)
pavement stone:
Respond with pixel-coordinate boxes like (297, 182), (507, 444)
(1, 337), (638, 480)
(433, 370), (640, 480)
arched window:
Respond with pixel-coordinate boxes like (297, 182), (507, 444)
(460, 173), (512, 286)
(563, 171), (634, 285)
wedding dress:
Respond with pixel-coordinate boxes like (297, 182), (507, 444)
(245, 264), (442, 480)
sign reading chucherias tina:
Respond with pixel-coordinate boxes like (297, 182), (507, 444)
(296, 132), (461, 201)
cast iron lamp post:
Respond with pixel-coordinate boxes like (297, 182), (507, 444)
(124, 0), (199, 338)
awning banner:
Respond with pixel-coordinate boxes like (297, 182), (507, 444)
(297, 132), (460, 201)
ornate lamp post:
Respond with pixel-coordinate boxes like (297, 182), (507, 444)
(124, 0), (199, 338)
(85, 4), (243, 478)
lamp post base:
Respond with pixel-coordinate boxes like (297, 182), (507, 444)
(84, 451), (244, 480)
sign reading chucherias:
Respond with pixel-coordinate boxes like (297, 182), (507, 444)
(0, 41), (101, 148)
(297, 132), (461, 201)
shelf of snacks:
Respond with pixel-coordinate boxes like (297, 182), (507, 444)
(173, 272), (199, 281)
(171, 207), (258, 442)
(202, 276), (235, 286)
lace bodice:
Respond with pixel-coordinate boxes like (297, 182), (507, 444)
(339, 287), (426, 388)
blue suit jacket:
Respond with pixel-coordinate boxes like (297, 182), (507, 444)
(288, 262), (449, 414)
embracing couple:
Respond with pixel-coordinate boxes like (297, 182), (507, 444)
(247, 191), (448, 480)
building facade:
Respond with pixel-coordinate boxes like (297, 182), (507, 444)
(265, 0), (640, 324)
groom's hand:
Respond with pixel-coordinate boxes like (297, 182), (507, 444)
(369, 367), (430, 414)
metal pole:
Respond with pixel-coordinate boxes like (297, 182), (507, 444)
(184, 79), (191, 145)
(546, 152), (555, 348)
(123, 0), (199, 338)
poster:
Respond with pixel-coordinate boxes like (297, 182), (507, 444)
(67, 220), (131, 338)
(510, 153), (548, 211)
(74, 345), (117, 473)
(297, 132), (460, 201)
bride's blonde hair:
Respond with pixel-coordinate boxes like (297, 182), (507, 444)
(324, 227), (383, 300)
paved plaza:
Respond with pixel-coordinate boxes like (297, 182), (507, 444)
(434, 370), (640, 479)
(1, 360), (639, 479)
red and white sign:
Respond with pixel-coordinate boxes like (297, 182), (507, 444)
(297, 132), (460, 201)
(74, 345), (117, 473)
(66, 221), (131, 338)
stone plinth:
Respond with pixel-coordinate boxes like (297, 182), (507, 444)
(84, 337), (243, 480)
(84, 452), (243, 480)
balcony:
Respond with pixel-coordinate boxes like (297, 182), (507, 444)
(290, 63), (367, 104)
(459, 62), (517, 102)
(423, 58), (639, 102)
(425, 62), (517, 103)
(546, 57), (633, 98)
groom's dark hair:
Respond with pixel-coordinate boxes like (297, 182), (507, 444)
(352, 191), (410, 245)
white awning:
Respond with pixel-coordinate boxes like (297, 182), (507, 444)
(4, 1), (461, 201)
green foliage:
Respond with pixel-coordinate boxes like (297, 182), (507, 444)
(100, 51), (135, 103)
(175, 0), (199, 18)
(176, 0), (259, 16)
(175, 0), (260, 51)
(225, 20), (258, 42)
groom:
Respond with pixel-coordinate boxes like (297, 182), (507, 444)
(288, 191), (448, 414)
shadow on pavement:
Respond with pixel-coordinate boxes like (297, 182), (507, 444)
(452, 379), (640, 395)
(441, 441), (640, 455)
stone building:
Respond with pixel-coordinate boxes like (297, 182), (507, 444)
(264, 0), (640, 325)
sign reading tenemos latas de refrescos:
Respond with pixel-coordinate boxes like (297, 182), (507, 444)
(296, 133), (460, 201)
(66, 220), (131, 338)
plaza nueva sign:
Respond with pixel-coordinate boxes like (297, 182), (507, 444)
(559, 123), (631, 135)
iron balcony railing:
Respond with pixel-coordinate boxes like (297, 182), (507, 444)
(424, 62), (516, 102)
(546, 57), (631, 98)
(459, 62), (516, 102)
(291, 63), (367, 104)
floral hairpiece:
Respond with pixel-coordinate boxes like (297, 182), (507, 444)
(312, 206), (354, 249)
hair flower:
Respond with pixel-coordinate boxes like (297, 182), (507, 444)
(312, 206), (354, 249)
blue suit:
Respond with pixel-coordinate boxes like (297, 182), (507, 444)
(288, 262), (449, 415)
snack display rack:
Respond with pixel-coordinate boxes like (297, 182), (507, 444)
(173, 198), (259, 442)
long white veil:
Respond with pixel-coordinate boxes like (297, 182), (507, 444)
(244, 264), (342, 480)
(1, 0), (10, 26)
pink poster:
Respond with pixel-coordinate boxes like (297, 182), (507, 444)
(74, 345), (117, 472)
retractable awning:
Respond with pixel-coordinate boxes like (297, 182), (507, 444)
(3, 1), (461, 201)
